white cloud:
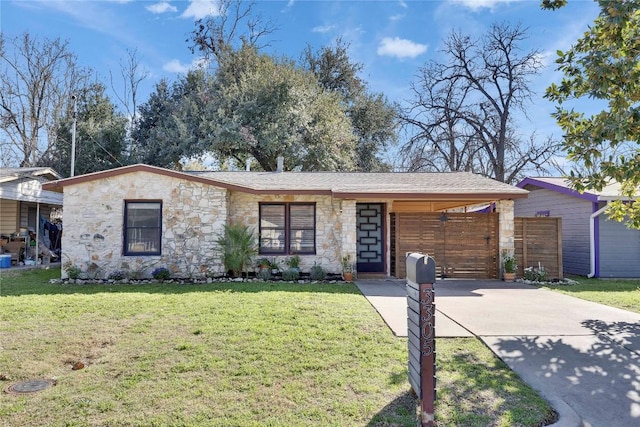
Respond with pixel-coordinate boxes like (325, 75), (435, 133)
(312, 24), (335, 33)
(377, 37), (427, 59)
(146, 2), (178, 14)
(181, 0), (220, 20)
(163, 57), (208, 74)
(455, 0), (518, 11)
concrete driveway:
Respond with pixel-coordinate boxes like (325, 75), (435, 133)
(356, 279), (640, 427)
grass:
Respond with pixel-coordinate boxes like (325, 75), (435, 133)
(0, 268), (554, 427)
(542, 277), (640, 314)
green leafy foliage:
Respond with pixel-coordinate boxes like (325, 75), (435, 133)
(282, 268), (300, 281)
(304, 38), (398, 171)
(285, 255), (301, 269)
(44, 82), (128, 176)
(216, 222), (258, 278)
(543, 0), (640, 226)
(211, 46), (357, 171)
(151, 267), (171, 281)
(309, 264), (326, 281)
(131, 73), (211, 170)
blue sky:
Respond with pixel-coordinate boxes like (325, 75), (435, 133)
(1, 0), (601, 154)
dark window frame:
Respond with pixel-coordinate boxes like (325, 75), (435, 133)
(123, 200), (162, 256)
(259, 202), (316, 255)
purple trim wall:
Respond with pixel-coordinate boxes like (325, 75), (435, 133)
(517, 178), (599, 203)
(593, 202), (600, 277)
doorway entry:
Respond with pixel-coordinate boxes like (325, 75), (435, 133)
(356, 203), (385, 273)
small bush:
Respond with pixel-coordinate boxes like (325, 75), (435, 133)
(216, 223), (258, 278)
(286, 255), (301, 269)
(108, 270), (127, 281)
(152, 267), (171, 281)
(310, 264), (326, 281)
(282, 268), (300, 281)
(65, 263), (82, 280)
(257, 268), (271, 281)
(524, 266), (547, 282)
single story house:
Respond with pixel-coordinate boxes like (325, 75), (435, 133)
(516, 177), (640, 278)
(43, 164), (528, 280)
(0, 167), (63, 263)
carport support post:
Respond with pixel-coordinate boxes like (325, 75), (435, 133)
(406, 253), (437, 427)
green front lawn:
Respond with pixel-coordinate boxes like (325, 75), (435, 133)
(0, 268), (554, 426)
(543, 278), (640, 314)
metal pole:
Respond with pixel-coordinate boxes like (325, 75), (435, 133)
(70, 94), (77, 177)
(35, 202), (40, 263)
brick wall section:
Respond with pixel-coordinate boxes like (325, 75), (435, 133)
(228, 192), (346, 274)
(61, 171), (227, 279)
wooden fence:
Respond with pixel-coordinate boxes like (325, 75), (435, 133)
(514, 217), (563, 280)
(392, 212), (499, 279)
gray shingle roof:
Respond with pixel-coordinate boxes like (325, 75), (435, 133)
(43, 164), (528, 199)
(189, 170), (527, 197)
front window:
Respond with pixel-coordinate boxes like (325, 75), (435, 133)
(259, 203), (316, 255)
(124, 201), (162, 255)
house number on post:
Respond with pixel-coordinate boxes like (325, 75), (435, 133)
(406, 252), (436, 427)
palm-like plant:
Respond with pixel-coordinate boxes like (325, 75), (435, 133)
(216, 223), (257, 278)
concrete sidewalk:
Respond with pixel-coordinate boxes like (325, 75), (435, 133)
(356, 279), (640, 427)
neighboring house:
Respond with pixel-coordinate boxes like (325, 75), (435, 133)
(43, 163), (528, 280)
(0, 167), (63, 264)
(516, 177), (640, 278)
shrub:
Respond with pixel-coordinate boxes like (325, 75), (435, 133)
(216, 223), (258, 278)
(64, 262), (82, 280)
(282, 268), (300, 281)
(152, 267), (171, 281)
(310, 264), (326, 281)
(108, 270), (127, 281)
(502, 250), (517, 273)
(524, 265), (547, 282)
(286, 255), (301, 269)
(257, 268), (271, 281)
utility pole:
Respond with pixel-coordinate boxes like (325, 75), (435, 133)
(70, 94), (77, 177)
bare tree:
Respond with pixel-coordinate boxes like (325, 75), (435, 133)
(110, 48), (148, 127)
(188, 0), (277, 65)
(0, 32), (88, 167)
(401, 23), (558, 183)
(110, 48), (148, 155)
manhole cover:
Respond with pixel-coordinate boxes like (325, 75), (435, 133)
(4, 379), (56, 394)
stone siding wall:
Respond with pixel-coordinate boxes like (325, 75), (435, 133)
(62, 171), (227, 279)
(228, 192), (348, 274)
(496, 199), (515, 274)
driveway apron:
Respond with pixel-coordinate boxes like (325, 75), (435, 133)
(356, 279), (640, 427)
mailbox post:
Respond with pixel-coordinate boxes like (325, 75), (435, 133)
(406, 252), (436, 427)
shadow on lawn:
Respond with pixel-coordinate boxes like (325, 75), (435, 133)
(367, 389), (418, 427)
(0, 269), (363, 297)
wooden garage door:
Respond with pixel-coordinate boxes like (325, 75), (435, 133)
(392, 212), (499, 279)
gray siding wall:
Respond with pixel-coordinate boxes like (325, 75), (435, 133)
(514, 187), (592, 276)
(598, 216), (640, 277)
